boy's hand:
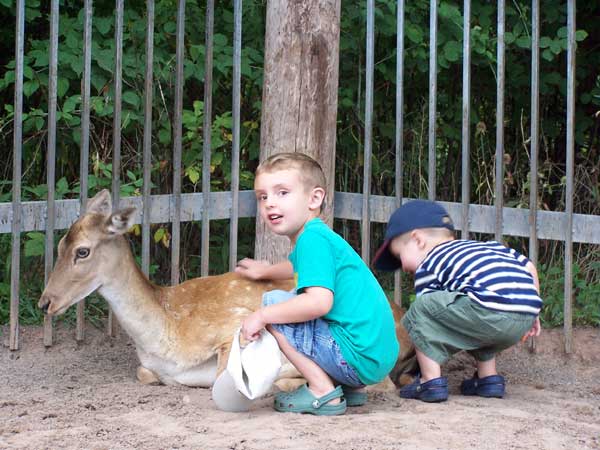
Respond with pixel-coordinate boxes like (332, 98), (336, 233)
(241, 309), (266, 341)
(520, 316), (542, 343)
(235, 258), (271, 280)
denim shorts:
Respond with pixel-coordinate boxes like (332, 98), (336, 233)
(262, 290), (364, 388)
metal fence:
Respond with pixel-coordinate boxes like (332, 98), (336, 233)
(4, 0), (599, 353)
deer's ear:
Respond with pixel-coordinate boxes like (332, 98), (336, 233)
(86, 190), (112, 216)
(105, 207), (137, 235)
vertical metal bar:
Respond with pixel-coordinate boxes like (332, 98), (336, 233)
(80, 1), (92, 214)
(107, 0), (124, 337)
(142, 0), (155, 276)
(44, 0), (60, 347)
(393, 0), (405, 306)
(77, 0), (93, 341)
(528, 0), (540, 352)
(529, 0), (540, 262)
(564, 0), (576, 354)
(461, 0), (471, 239)
(228, 0), (242, 272)
(361, 0), (374, 262)
(529, 3), (540, 254)
(427, 0), (438, 200)
(9, 0), (25, 351)
(171, 0), (186, 285)
(111, 0), (124, 210)
(201, 0), (214, 277)
(494, 0), (505, 241)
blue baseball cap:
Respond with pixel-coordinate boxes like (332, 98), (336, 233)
(372, 199), (455, 271)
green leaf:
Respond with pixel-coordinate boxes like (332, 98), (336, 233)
(212, 152), (224, 166)
(56, 177), (70, 197)
(442, 41), (461, 62)
(154, 228), (165, 244)
(23, 65), (34, 80)
(95, 17), (113, 35)
(25, 5), (42, 21)
(30, 49), (49, 67)
(539, 36), (552, 48)
(65, 31), (79, 50)
(23, 184), (47, 199)
(68, 54), (84, 76)
(189, 44), (205, 63)
(91, 97), (105, 115)
(515, 36), (530, 49)
(213, 33), (228, 47)
(550, 39), (562, 54)
(3, 70), (15, 86)
(72, 128), (81, 146)
(35, 116), (44, 131)
(123, 90), (140, 108)
(23, 80), (40, 97)
(163, 20), (176, 34)
(63, 95), (79, 113)
(186, 166), (200, 184)
(96, 50), (115, 73)
(24, 232), (45, 257)
(575, 30), (588, 42)
(91, 73), (108, 92)
(406, 24), (424, 45)
(57, 77), (70, 98)
(557, 27), (568, 39)
(542, 49), (554, 62)
(158, 127), (171, 145)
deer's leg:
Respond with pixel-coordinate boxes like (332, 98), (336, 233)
(274, 377), (306, 392)
(215, 343), (232, 377)
(136, 366), (161, 385)
(274, 359), (305, 392)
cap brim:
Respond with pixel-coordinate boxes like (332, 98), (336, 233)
(372, 240), (402, 271)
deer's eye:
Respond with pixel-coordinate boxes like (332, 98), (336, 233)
(76, 247), (90, 259)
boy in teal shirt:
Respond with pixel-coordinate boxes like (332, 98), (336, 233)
(236, 152), (399, 415)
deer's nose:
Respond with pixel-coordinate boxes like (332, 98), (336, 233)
(38, 294), (54, 314)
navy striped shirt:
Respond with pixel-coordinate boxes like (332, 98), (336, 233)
(415, 240), (542, 315)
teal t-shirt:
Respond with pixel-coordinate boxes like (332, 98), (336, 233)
(289, 218), (399, 385)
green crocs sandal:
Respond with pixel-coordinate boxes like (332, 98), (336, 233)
(274, 384), (347, 415)
(342, 386), (367, 407)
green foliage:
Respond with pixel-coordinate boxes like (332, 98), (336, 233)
(0, 1), (598, 327)
(539, 262), (600, 328)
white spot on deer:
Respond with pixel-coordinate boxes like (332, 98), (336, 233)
(231, 307), (252, 316)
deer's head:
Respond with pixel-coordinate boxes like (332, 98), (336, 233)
(38, 189), (137, 316)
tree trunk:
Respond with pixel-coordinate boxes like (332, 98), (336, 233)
(255, 0), (341, 263)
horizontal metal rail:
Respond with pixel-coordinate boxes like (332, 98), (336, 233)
(1, 193), (599, 245)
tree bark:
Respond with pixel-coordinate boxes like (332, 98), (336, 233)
(255, 0), (341, 263)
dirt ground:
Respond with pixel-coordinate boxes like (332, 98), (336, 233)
(1, 324), (599, 450)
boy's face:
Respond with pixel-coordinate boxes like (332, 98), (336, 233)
(388, 233), (421, 274)
(254, 168), (323, 243)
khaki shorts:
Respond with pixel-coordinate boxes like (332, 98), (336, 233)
(401, 291), (535, 364)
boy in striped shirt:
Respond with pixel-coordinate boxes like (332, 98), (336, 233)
(373, 199), (542, 402)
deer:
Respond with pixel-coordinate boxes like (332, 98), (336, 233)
(38, 189), (415, 392)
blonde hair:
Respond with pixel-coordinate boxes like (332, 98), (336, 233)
(398, 226), (455, 243)
(256, 152), (327, 211)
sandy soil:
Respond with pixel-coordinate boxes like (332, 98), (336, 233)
(1, 324), (599, 450)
